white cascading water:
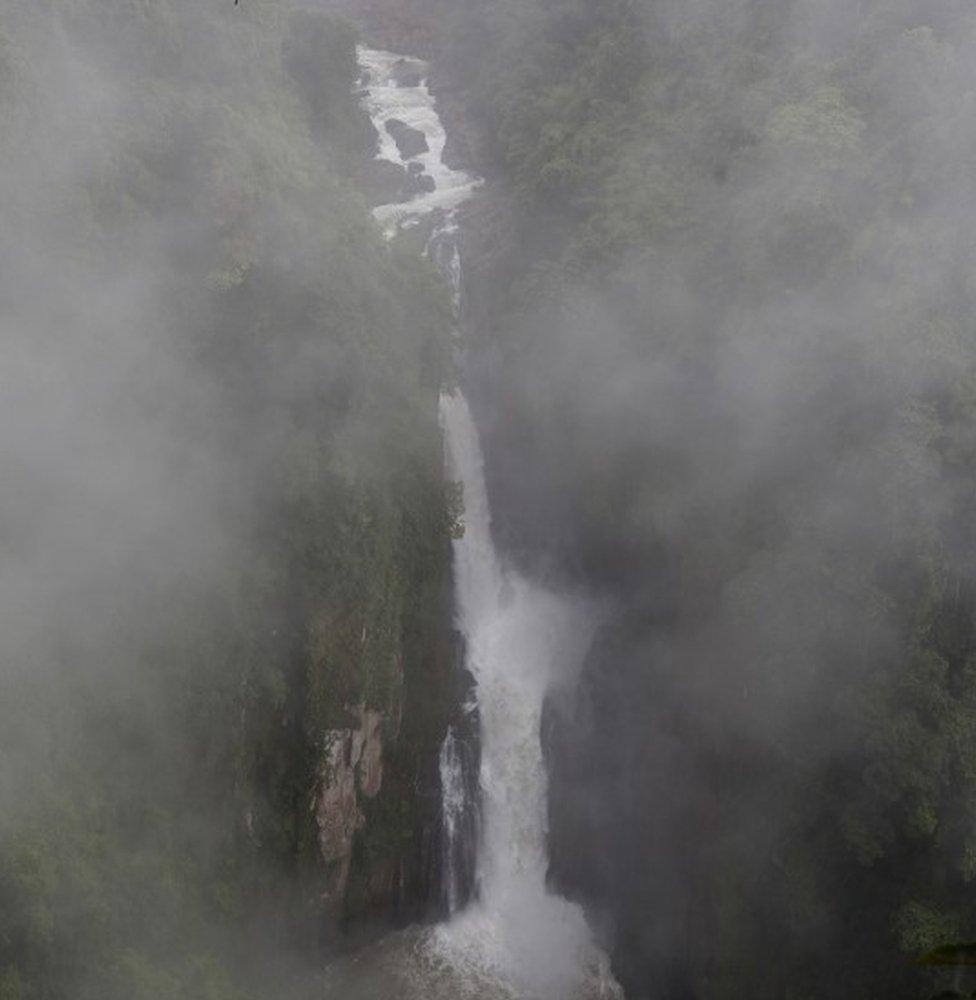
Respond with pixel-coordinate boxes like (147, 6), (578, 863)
(433, 394), (619, 1000)
(357, 48), (479, 237)
(321, 48), (621, 1000)
(438, 724), (467, 913)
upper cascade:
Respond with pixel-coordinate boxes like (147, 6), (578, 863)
(357, 47), (480, 234)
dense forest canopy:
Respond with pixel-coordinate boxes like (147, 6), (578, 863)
(0, 2), (457, 998)
(5, 0), (976, 999)
(415, 1), (976, 997)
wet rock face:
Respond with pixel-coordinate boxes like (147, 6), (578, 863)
(360, 157), (409, 206)
(359, 157), (434, 206)
(357, 708), (385, 799)
(386, 117), (429, 158)
(390, 56), (425, 87)
(316, 705), (386, 908)
(317, 732), (362, 866)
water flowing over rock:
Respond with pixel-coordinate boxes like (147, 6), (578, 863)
(390, 56), (425, 88)
(386, 117), (430, 158)
(333, 45), (623, 1000)
(358, 47), (479, 235)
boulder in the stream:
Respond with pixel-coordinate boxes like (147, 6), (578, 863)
(413, 173), (436, 194)
(386, 117), (429, 159)
(390, 57), (425, 88)
(406, 163), (436, 191)
(358, 158), (434, 207)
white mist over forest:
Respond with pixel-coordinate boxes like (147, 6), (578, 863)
(2, 2), (976, 1000)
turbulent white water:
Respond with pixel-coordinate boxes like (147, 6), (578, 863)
(322, 47), (621, 1000)
(357, 48), (480, 234)
(433, 394), (619, 1000)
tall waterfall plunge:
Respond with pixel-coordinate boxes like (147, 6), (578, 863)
(434, 393), (618, 1000)
(320, 48), (621, 1000)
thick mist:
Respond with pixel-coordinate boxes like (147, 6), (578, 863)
(423, 0), (976, 997)
(0, 3), (457, 998)
(6, 1), (976, 998)
(0, 3), (237, 825)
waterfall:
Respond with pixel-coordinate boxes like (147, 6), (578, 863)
(439, 724), (478, 914)
(349, 46), (621, 1000)
(434, 391), (615, 1000)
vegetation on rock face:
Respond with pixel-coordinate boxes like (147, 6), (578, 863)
(401, 0), (976, 997)
(6, 0), (976, 996)
(0, 2), (456, 997)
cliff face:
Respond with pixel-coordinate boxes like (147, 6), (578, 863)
(0, 4), (461, 996)
(306, 554), (456, 934)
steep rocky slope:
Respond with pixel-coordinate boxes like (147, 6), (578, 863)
(0, 3), (462, 997)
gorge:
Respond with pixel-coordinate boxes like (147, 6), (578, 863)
(5, 3), (976, 1000)
(317, 45), (619, 1000)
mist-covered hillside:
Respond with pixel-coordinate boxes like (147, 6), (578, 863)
(0, 3), (460, 998)
(6, 1), (976, 999)
(416, 1), (976, 997)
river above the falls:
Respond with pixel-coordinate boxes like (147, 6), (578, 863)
(319, 47), (621, 1000)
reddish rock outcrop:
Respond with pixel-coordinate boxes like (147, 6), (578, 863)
(315, 704), (386, 911)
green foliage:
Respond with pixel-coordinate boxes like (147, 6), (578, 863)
(767, 86), (866, 165)
(916, 941), (976, 967)
(431, 0), (976, 997)
(0, 969), (22, 1000)
(0, 2), (456, 997)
